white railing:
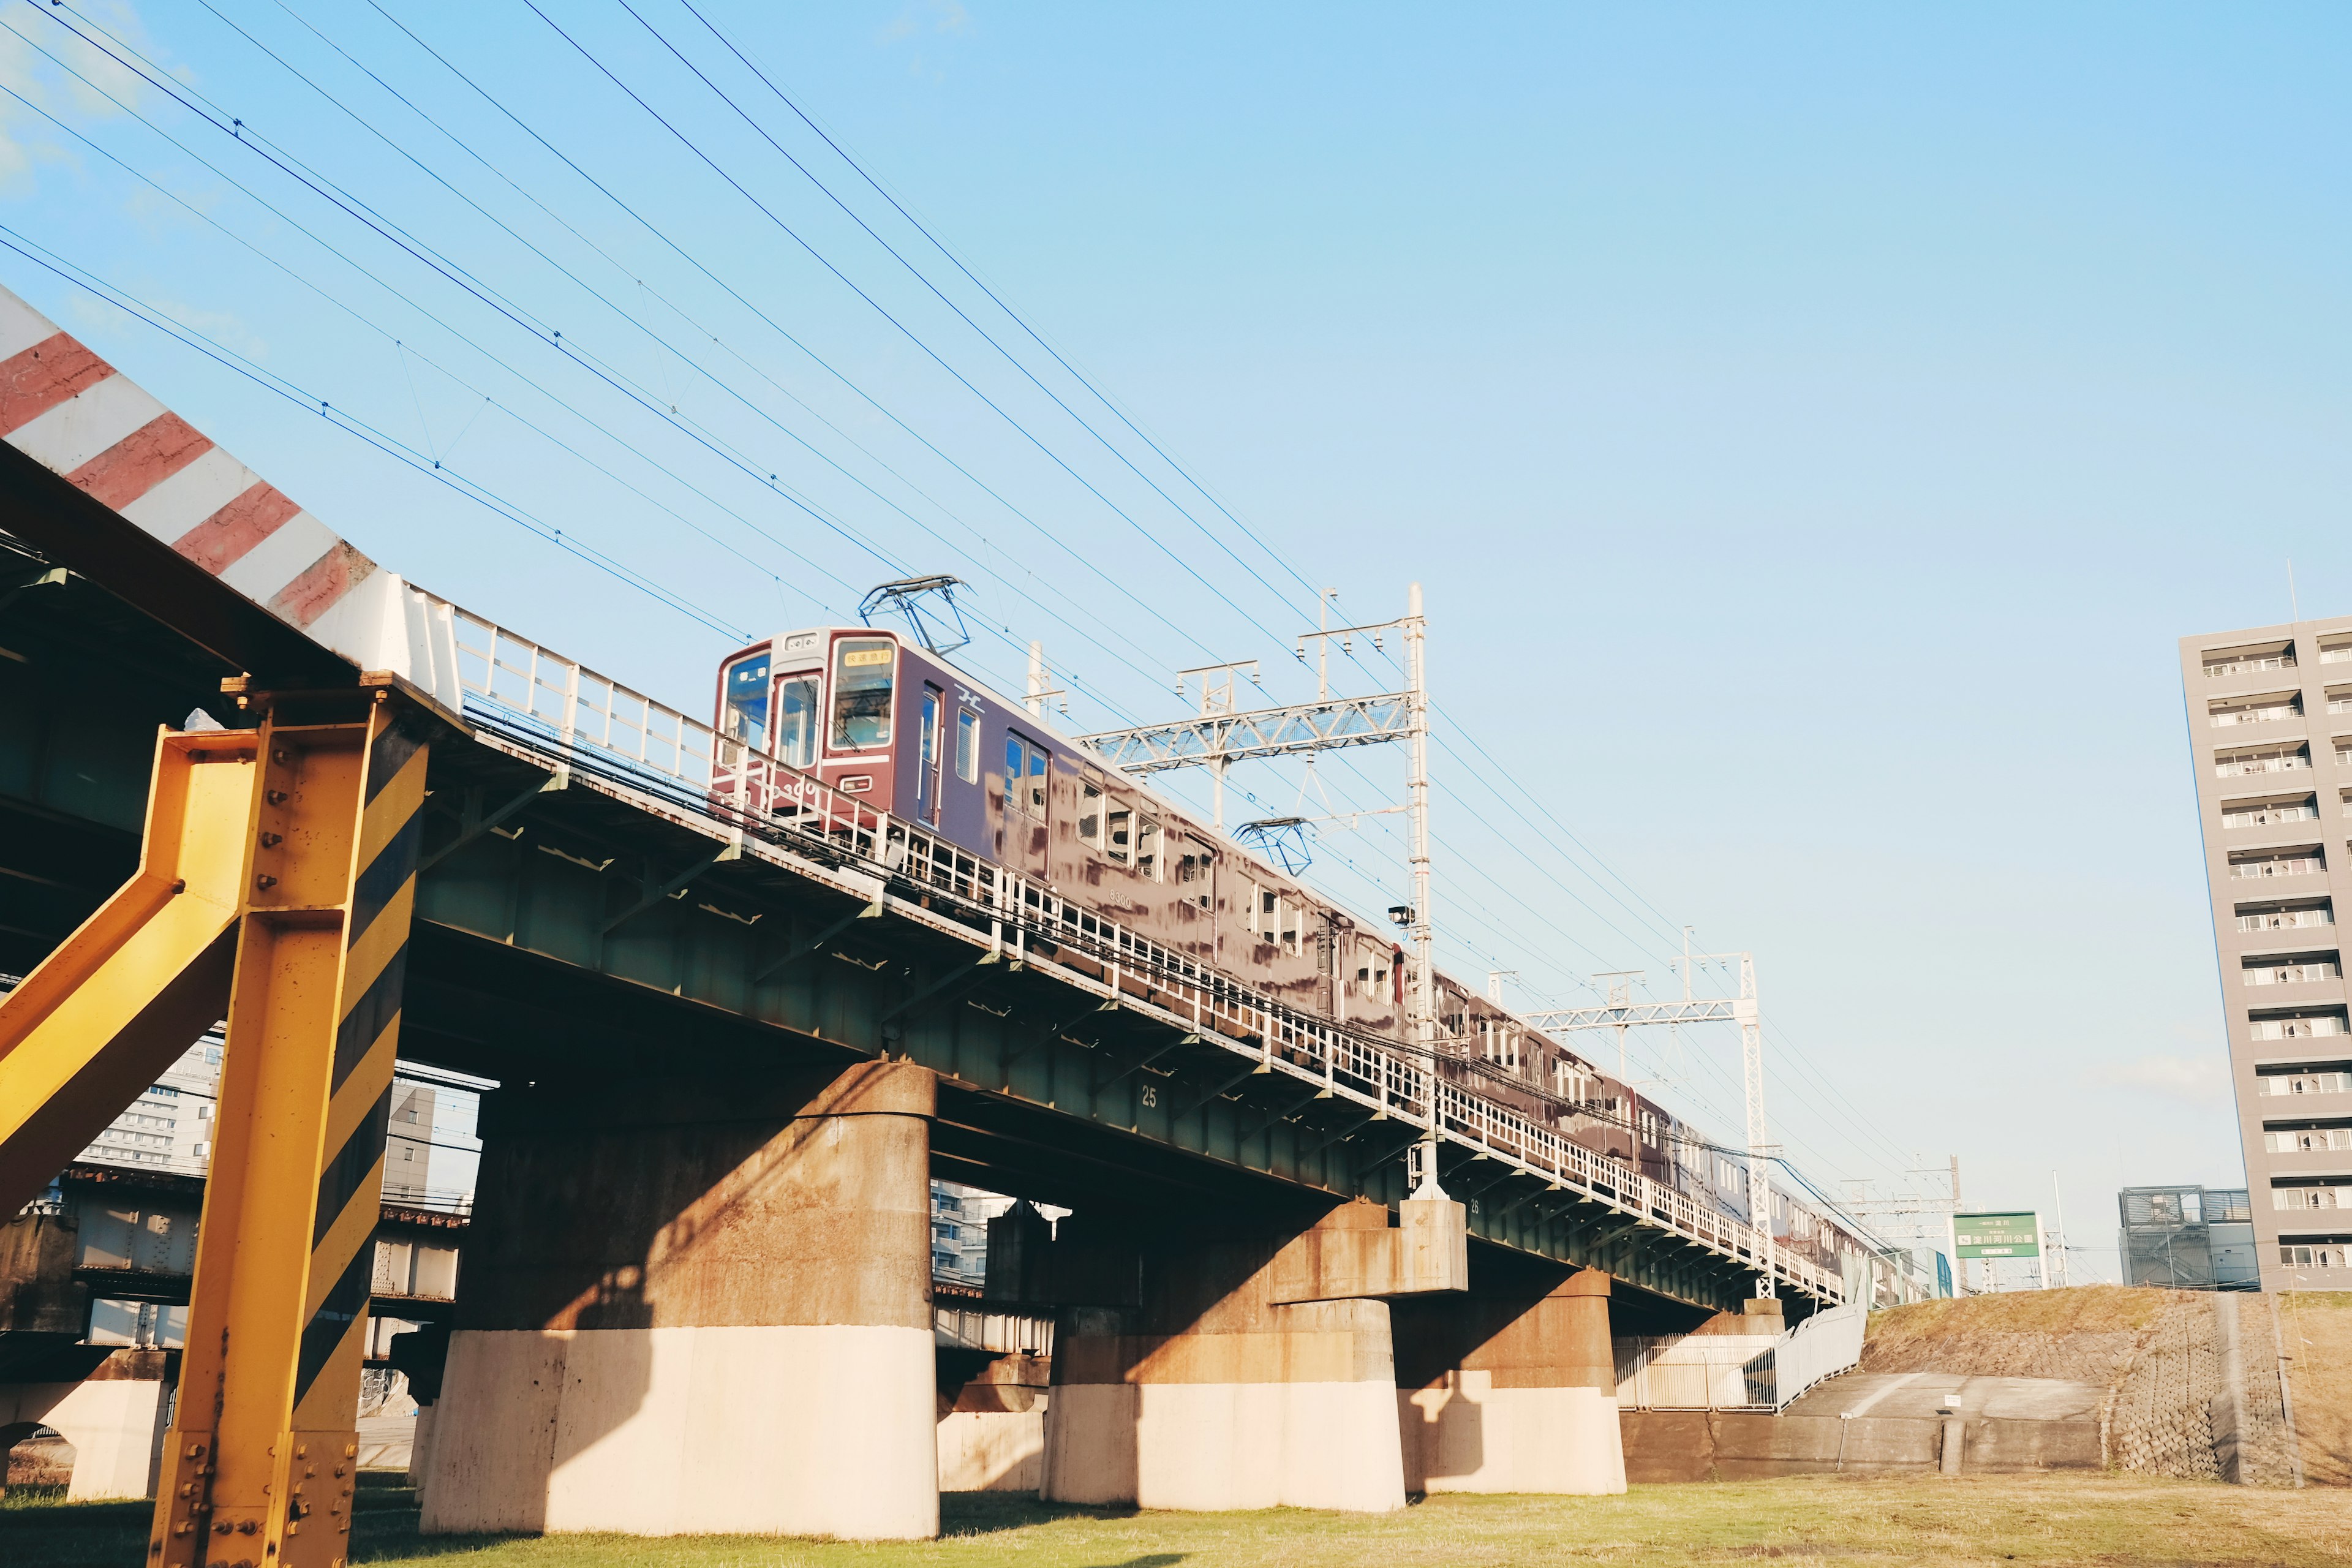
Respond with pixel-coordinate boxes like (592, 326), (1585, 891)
(2211, 705), (2300, 726)
(2206, 655), (2296, 677)
(2217, 752), (2312, 777)
(2251, 1017), (2349, 1041)
(2260, 1072), (2352, 1096)
(431, 595), (1855, 1303)
(2238, 910), (2333, 932)
(2231, 858), (2325, 880)
(2224, 807), (2318, 827)
(1768, 1300), (1868, 1409)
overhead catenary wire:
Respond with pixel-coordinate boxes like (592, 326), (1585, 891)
(37, 0), (1910, 1213)
(9, 5), (1153, 724)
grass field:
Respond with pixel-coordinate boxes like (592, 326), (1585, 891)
(6, 1472), (2351, 1568)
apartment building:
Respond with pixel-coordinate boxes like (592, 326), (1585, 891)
(2181, 619), (2352, 1290)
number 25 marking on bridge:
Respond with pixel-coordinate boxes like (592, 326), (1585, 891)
(1140, 1085), (1156, 1107)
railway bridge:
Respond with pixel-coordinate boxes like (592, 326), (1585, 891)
(0, 286), (1858, 1544)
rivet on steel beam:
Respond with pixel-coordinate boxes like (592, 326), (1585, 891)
(261, 832), (282, 848)
(266, 790), (288, 805)
(255, 875), (277, 889)
(273, 749), (291, 764)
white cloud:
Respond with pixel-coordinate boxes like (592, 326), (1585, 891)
(2084, 1052), (2228, 1104)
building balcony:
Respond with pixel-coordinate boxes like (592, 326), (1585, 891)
(2237, 902), (2335, 935)
(2245, 957), (2342, 986)
(2211, 693), (2304, 728)
(2216, 745), (2313, 778)
(2224, 797), (2319, 829)
(2257, 1068), (2352, 1099)
(2264, 1124), (2352, 1153)
(2249, 1008), (2349, 1041)
(2204, 647), (2297, 679)
(2228, 850), (2326, 881)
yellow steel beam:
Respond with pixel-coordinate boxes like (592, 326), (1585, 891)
(154, 700), (427, 1568)
(0, 729), (252, 1212)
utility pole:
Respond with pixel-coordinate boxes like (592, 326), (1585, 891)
(1403, 582), (1432, 1046)
(1737, 953), (1772, 1297)
(2049, 1170), (2069, 1289)
(1024, 641), (1066, 718)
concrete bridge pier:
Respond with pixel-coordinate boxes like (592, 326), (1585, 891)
(418, 1058), (938, 1539)
(1035, 1197), (1466, 1513)
(1392, 1259), (1626, 1496)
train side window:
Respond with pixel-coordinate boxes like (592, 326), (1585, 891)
(1079, 779), (1103, 846)
(1136, 818), (1162, 880)
(1106, 804), (1131, 864)
(777, 674), (819, 768)
(1005, 733), (1049, 818)
(956, 709), (978, 782)
(723, 653), (770, 750)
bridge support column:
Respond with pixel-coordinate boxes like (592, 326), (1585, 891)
(1040, 1197), (1464, 1513)
(419, 1058), (937, 1539)
(1392, 1261), (1626, 1495)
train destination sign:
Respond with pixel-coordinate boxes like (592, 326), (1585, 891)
(1951, 1211), (2041, 1259)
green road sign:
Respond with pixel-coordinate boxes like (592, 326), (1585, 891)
(1952, 1211), (2041, 1259)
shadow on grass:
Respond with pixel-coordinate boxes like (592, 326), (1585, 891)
(2, 1485), (1183, 1565)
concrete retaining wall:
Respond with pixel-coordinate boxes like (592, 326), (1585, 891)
(1622, 1405), (2102, 1482)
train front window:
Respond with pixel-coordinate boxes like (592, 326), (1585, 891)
(777, 675), (819, 767)
(831, 639), (895, 750)
(723, 653), (770, 751)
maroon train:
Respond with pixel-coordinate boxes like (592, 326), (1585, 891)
(714, 625), (1845, 1270)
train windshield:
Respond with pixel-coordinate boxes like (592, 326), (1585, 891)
(831, 638), (895, 750)
(722, 652), (769, 751)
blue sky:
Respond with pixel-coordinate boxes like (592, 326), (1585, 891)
(6, 1), (2348, 1278)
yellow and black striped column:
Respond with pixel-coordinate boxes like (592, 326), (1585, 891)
(151, 701), (427, 1568)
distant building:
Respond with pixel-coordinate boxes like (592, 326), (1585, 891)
(930, 1180), (1017, 1284)
(2119, 1184), (2260, 1291)
(75, 1033), (221, 1175)
(2179, 620), (2352, 1290)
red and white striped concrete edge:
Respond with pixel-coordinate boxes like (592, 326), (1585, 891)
(0, 283), (421, 677)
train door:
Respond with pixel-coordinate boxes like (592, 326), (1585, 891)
(1002, 729), (1050, 879)
(915, 684), (944, 826)
(719, 648), (772, 809)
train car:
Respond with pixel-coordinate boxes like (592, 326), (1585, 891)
(712, 626), (1853, 1277)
